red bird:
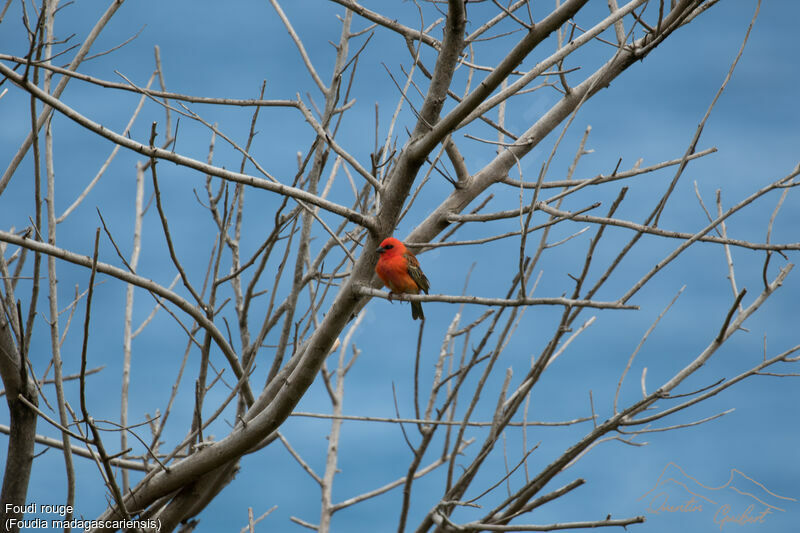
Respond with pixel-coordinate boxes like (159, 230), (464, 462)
(375, 237), (430, 320)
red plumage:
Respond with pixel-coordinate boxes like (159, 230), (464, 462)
(375, 237), (430, 320)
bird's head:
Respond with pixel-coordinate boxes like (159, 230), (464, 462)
(377, 237), (405, 257)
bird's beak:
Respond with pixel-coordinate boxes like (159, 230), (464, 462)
(376, 246), (386, 254)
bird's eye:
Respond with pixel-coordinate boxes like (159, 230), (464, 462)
(384, 244), (393, 249)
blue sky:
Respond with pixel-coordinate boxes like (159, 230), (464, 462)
(1, 1), (799, 532)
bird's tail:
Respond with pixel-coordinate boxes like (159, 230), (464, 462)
(411, 301), (424, 321)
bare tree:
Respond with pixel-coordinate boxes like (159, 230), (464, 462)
(1, 0), (798, 532)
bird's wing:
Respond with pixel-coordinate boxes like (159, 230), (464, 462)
(405, 252), (430, 294)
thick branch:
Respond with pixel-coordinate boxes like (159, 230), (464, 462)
(417, 0), (592, 155)
(0, 314), (38, 532)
